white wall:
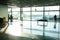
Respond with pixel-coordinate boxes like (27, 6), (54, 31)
(0, 5), (8, 21)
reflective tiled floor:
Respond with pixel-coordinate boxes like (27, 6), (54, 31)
(0, 20), (60, 40)
(0, 32), (58, 40)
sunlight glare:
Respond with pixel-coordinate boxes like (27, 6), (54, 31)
(6, 22), (22, 36)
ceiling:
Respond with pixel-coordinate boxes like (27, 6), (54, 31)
(0, 0), (60, 7)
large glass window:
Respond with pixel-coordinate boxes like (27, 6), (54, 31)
(8, 6), (60, 39)
(22, 6), (60, 39)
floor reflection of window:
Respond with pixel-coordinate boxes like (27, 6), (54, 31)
(6, 22), (22, 36)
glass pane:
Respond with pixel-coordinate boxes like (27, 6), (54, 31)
(32, 12), (43, 20)
(45, 11), (59, 21)
(12, 12), (20, 20)
(45, 12), (49, 21)
(8, 8), (11, 12)
(12, 7), (20, 11)
(32, 7), (43, 11)
(45, 6), (59, 10)
(23, 7), (30, 11)
(49, 11), (59, 15)
(23, 12), (30, 20)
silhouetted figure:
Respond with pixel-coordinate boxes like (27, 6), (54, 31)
(10, 15), (13, 24)
(54, 15), (57, 29)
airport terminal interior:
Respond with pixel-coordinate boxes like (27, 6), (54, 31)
(0, 0), (60, 40)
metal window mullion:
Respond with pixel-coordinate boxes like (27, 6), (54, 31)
(20, 7), (23, 33)
(30, 7), (32, 36)
(43, 6), (45, 38)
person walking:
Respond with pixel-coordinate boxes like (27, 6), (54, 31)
(54, 15), (57, 29)
(10, 15), (13, 24)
